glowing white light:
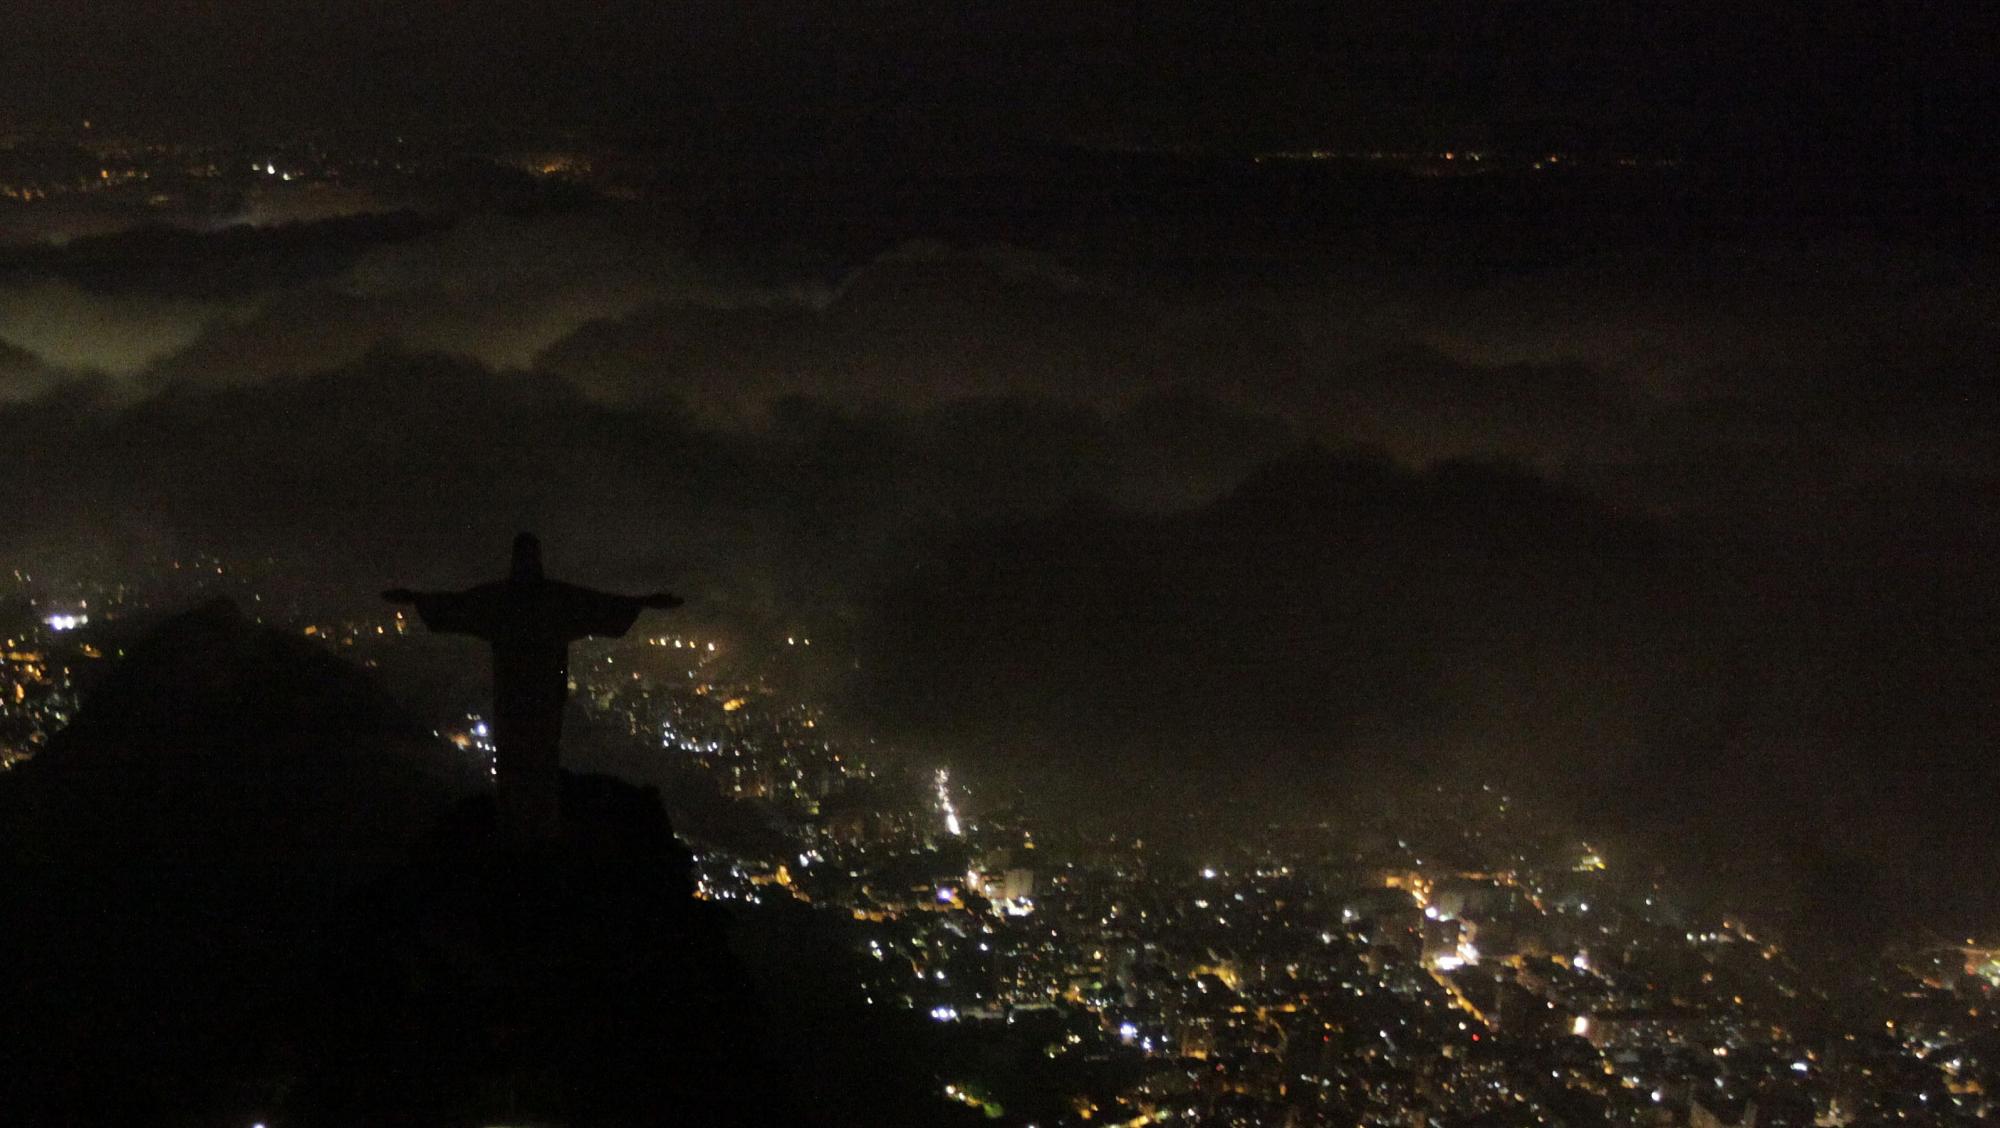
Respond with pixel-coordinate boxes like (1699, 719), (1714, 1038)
(934, 767), (963, 837)
(1572, 1016), (1590, 1037)
(1791, 1061), (1809, 1073)
(930, 1005), (959, 1022)
(44, 613), (86, 632)
(1118, 1022), (1139, 1042)
(472, 722), (489, 738)
(1200, 867), (1217, 880)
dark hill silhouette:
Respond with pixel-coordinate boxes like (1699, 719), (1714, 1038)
(290, 770), (784, 1128)
(11, 598), (481, 884)
(0, 598), (787, 1127)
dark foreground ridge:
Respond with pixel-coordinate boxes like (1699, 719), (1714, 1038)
(0, 599), (787, 1126)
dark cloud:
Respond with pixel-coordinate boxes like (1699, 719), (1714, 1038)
(0, 345), (1301, 611)
(536, 241), (1140, 411)
(1, 201), (1997, 955)
(857, 446), (2000, 952)
(0, 336), (72, 403)
(0, 212), (440, 295)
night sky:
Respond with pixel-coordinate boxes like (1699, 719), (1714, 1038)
(3, 0), (1997, 952)
(3, 2), (1992, 160)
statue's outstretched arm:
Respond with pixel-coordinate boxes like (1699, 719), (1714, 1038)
(383, 585), (500, 639)
(545, 582), (681, 641)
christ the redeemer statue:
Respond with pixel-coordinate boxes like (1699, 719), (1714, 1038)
(385, 533), (681, 841)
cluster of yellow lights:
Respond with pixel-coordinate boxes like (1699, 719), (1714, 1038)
(648, 636), (717, 651)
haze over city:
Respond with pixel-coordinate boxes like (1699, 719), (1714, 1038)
(2, 4), (1996, 1125)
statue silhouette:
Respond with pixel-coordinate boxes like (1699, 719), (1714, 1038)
(385, 533), (681, 840)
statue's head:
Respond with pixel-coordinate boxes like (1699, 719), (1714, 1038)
(511, 532), (544, 580)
